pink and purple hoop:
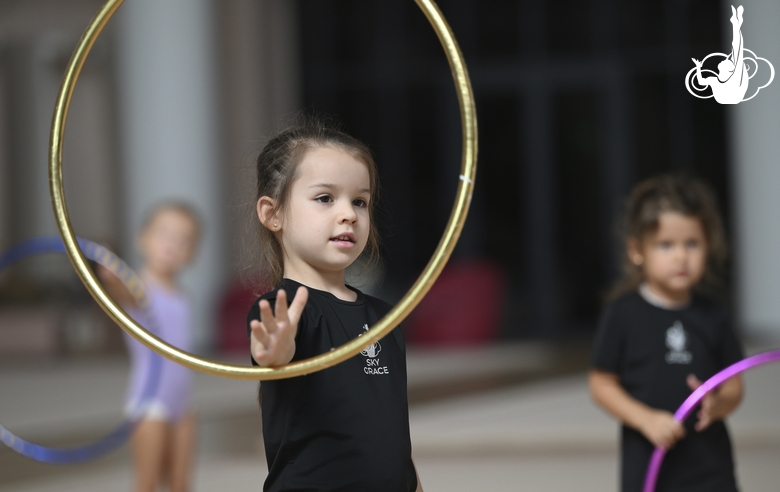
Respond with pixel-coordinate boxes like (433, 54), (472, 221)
(643, 349), (780, 492)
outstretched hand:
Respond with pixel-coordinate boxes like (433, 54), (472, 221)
(250, 286), (308, 367)
(692, 58), (703, 68)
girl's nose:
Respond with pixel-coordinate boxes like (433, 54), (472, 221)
(675, 245), (687, 260)
(338, 202), (357, 223)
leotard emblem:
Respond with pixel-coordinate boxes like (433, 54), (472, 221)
(665, 321), (693, 364)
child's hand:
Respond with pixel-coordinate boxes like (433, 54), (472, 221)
(96, 264), (138, 307)
(686, 374), (727, 432)
(250, 286), (308, 367)
(640, 409), (685, 450)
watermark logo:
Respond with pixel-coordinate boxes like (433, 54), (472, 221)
(685, 5), (774, 104)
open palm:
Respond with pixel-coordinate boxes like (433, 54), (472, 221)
(250, 286), (308, 366)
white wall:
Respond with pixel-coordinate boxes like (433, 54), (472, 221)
(730, 0), (780, 341)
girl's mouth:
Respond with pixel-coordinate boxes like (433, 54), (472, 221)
(330, 234), (355, 244)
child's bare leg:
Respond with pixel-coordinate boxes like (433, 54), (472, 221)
(168, 414), (197, 492)
(132, 420), (168, 492)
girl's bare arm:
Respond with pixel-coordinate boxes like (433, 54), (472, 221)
(589, 369), (685, 449)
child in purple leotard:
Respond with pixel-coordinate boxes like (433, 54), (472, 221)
(102, 203), (200, 492)
(124, 283), (193, 425)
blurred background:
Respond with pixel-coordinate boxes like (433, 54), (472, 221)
(1, 0), (780, 490)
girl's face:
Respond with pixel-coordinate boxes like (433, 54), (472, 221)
(139, 209), (199, 279)
(630, 212), (708, 301)
(276, 146), (371, 280)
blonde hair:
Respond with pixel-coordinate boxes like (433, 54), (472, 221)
(141, 201), (201, 236)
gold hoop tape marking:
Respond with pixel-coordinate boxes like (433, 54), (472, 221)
(49, 0), (477, 380)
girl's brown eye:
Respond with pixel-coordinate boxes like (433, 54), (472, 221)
(315, 195), (333, 203)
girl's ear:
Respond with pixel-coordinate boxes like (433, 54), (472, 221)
(257, 196), (281, 231)
(626, 237), (643, 266)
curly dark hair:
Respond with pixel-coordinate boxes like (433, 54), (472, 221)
(609, 174), (727, 300)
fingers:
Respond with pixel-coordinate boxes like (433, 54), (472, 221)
(646, 411), (686, 449)
(673, 421), (686, 440)
(687, 374), (715, 431)
(695, 392), (715, 431)
(273, 289), (288, 326)
(687, 374), (702, 391)
(250, 289), (305, 367)
(253, 289), (302, 342)
(262, 287), (308, 328)
(661, 423), (686, 449)
(250, 317), (268, 340)
(695, 414), (712, 432)
(669, 428), (686, 448)
(287, 287), (309, 324)
(250, 318), (271, 363)
(258, 299), (279, 333)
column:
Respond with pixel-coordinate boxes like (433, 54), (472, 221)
(730, 0), (780, 341)
(116, 0), (224, 351)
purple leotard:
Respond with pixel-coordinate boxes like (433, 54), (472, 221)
(124, 281), (193, 421)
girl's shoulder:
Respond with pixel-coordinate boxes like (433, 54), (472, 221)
(362, 292), (393, 317)
(602, 290), (646, 315)
(688, 294), (731, 326)
(256, 279), (304, 302)
(255, 280), (391, 314)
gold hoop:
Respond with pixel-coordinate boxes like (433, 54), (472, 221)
(49, 0), (477, 380)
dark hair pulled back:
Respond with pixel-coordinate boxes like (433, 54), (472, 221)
(248, 115), (380, 288)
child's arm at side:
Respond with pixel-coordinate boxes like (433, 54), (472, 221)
(589, 369), (685, 450)
(686, 374), (743, 432)
(250, 286), (308, 367)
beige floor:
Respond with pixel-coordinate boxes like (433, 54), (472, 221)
(1, 344), (779, 491)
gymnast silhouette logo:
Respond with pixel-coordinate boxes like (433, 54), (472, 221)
(665, 321), (692, 364)
(358, 323), (381, 358)
(685, 5), (774, 104)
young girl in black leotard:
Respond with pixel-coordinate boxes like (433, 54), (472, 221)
(590, 175), (744, 492)
(245, 117), (422, 492)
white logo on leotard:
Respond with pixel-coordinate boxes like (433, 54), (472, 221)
(359, 324), (381, 358)
(358, 324), (389, 375)
(665, 321), (692, 364)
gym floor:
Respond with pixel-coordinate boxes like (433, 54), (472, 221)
(1, 342), (778, 491)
